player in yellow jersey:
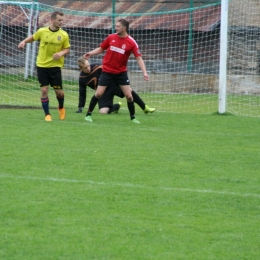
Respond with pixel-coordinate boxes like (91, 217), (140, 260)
(18, 11), (70, 121)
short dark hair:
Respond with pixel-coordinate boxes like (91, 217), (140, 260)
(118, 18), (129, 32)
(51, 11), (64, 20)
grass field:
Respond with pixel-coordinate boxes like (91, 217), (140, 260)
(1, 73), (260, 117)
(0, 108), (260, 259)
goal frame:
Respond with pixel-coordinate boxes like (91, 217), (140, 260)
(0, 0), (252, 114)
(0, 1), (39, 78)
(218, 0), (229, 114)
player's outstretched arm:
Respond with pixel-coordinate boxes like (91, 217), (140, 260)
(18, 36), (34, 49)
(136, 56), (149, 81)
(84, 47), (104, 60)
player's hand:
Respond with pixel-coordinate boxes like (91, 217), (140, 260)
(84, 53), (91, 60)
(53, 53), (62, 60)
(18, 42), (25, 49)
(144, 73), (149, 81)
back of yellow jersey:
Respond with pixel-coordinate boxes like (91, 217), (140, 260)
(33, 27), (70, 68)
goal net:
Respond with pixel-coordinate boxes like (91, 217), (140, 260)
(226, 0), (260, 117)
(0, 0), (259, 117)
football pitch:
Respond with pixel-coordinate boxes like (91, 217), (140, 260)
(0, 108), (260, 259)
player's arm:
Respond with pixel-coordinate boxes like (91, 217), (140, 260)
(135, 56), (149, 81)
(78, 78), (87, 108)
(53, 33), (70, 60)
(84, 47), (104, 60)
(79, 73), (97, 91)
(53, 48), (70, 60)
(18, 35), (34, 49)
(79, 78), (87, 89)
(59, 48), (70, 56)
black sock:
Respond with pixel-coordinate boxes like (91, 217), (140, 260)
(127, 101), (135, 120)
(86, 95), (99, 116)
(56, 93), (64, 109)
(132, 91), (145, 110)
(108, 104), (120, 114)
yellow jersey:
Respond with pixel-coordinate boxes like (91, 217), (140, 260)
(33, 27), (70, 68)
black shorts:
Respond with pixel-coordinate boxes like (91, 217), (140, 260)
(98, 84), (125, 109)
(98, 71), (130, 86)
(37, 67), (63, 89)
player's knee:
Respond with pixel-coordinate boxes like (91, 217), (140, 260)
(56, 91), (64, 98)
(95, 94), (101, 99)
(95, 87), (105, 99)
(41, 87), (48, 97)
(95, 92), (103, 99)
(99, 108), (109, 114)
(125, 94), (133, 102)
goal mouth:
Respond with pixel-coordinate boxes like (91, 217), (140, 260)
(1, 0), (260, 117)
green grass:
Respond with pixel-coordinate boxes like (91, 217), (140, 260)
(1, 73), (260, 116)
(0, 108), (260, 259)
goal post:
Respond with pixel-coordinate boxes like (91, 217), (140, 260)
(218, 0), (228, 114)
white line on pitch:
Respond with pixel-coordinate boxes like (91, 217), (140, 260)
(0, 173), (259, 198)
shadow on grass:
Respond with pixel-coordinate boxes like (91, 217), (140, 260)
(211, 111), (234, 116)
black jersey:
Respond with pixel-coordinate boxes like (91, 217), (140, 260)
(79, 64), (102, 90)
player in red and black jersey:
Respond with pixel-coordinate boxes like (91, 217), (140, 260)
(83, 18), (150, 123)
(76, 57), (155, 114)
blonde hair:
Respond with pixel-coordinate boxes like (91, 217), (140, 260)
(77, 57), (89, 68)
(77, 57), (86, 65)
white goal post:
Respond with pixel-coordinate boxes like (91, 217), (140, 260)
(0, 0), (260, 117)
(218, 0), (228, 114)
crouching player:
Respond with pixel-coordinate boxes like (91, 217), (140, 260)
(76, 57), (155, 114)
